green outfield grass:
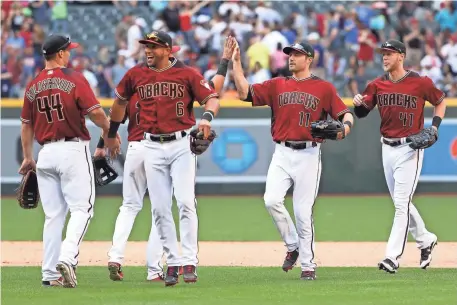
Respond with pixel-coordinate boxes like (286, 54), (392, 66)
(1, 196), (456, 241)
(1, 267), (456, 305)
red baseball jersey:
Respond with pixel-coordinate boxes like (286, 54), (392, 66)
(110, 93), (143, 142)
(20, 67), (100, 145)
(361, 71), (445, 138)
(247, 75), (350, 142)
(114, 58), (218, 134)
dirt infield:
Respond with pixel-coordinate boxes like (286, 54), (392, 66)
(2, 241), (456, 268)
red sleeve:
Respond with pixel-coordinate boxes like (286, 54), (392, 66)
(74, 73), (101, 114)
(422, 76), (445, 106)
(189, 69), (219, 105)
(20, 84), (32, 124)
(249, 79), (275, 107)
(115, 69), (135, 102)
(326, 84), (350, 119)
(360, 80), (377, 110)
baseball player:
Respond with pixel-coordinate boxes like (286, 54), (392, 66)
(100, 37), (236, 283)
(19, 34), (116, 288)
(353, 40), (446, 273)
(231, 40), (354, 280)
(105, 30), (222, 286)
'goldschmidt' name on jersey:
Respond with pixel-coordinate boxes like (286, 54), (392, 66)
(278, 91), (320, 110)
(137, 82), (185, 100)
(25, 77), (76, 101)
(376, 93), (417, 109)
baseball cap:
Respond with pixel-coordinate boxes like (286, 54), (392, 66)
(283, 41), (315, 58)
(42, 35), (79, 56)
(139, 31), (181, 53)
(375, 39), (406, 55)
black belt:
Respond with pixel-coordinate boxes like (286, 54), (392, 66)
(382, 139), (402, 147)
(275, 140), (317, 150)
(44, 137), (79, 144)
(144, 131), (187, 143)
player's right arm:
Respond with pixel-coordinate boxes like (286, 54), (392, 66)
(231, 42), (273, 107)
(105, 69), (135, 155)
(353, 80), (377, 118)
(19, 85), (36, 174)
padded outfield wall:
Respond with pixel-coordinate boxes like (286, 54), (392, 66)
(1, 99), (457, 195)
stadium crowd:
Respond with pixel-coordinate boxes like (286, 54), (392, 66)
(2, 0), (457, 99)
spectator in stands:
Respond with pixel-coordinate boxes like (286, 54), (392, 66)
(115, 11), (134, 49)
(262, 22), (289, 55)
(248, 61), (271, 84)
(209, 14), (227, 55)
(127, 17), (147, 62)
(29, 0), (50, 33)
(434, 1), (457, 33)
(307, 32), (326, 79)
(246, 35), (270, 71)
(5, 45), (22, 98)
(1, 63), (12, 98)
(106, 50), (129, 98)
(50, 0), (69, 34)
(6, 30), (25, 51)
(441, 33), (457, 77)
(356, 19), (376, 65)
(290, 10), (306, 41)
(162, 1), (181, 33)
(403, 18), (425, 67)
(270, 42), (288, 78)
(20, 47), (36, 92)
(194, 15), (212, 54)
(19, 17), (33, 48)
(420, 45), (444, 86)
(344, 11), (359, 52)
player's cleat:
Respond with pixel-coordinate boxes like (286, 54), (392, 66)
(378, 258), (398, 274)
(56, 262), (77, 288)
(183, 265), (198, 283)
(164, 266), (180, 287)
(282, 249), (299, 272)
(420, 239), (438, 269)
(108, 262), (124, 281)
(300, 270), (316, 280)
(42, 277), (63, 287)
(147, 273), (164, 282)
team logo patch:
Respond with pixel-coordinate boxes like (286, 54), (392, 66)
(200, 80), (211, 90)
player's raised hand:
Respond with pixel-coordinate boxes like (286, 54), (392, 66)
(232, 41), (241, 62)
(353, 94), (367, 106)
(18, 158), (36, 175)
(198, 119), (211, 139)
(222, 36), (237, 60)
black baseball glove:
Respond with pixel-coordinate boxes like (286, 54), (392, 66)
(92, 156), (118, 186)
(189, 128), (217, 155)
(16, 169), (39, 209)
(406, 127), (438, 150)
(311, 120), (346, 140)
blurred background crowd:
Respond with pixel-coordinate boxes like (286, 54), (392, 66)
(2, 0), (457, 100)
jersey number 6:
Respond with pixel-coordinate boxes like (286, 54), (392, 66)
(37, 93), (65, 123)
(176, 101), (184, 117)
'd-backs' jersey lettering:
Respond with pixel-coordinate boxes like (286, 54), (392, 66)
(115, 59), (218, 134)
(20, 68), (100, 145)
(248, 76), (350, 142)
(361, 71), (445, 138)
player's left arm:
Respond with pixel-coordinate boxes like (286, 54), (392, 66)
(19, 88), (36, 174)
(423, 76), (446, 131)
(208, 36), (237, 94)
(327, 84), (354, 138)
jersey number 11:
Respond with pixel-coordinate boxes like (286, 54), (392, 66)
(299, 111), (311, 127)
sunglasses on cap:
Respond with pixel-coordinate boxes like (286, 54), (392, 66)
(142, 33), (169, 47)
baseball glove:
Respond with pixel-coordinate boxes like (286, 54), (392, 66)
(406, 127), (438, 150)
(92, 156), (118, 186)
(311, 120), (345, 140)
(189, 128), (217, 155)
(17, 169), (39, 209)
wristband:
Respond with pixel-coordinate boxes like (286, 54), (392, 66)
(343, 121), (353, 129)
(432, 116), (442, 129)
(216, 59), (229, 76)
(201, 111), (214, 122)
(108, 121), (121, 138)
(97, 136), (105, 148)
